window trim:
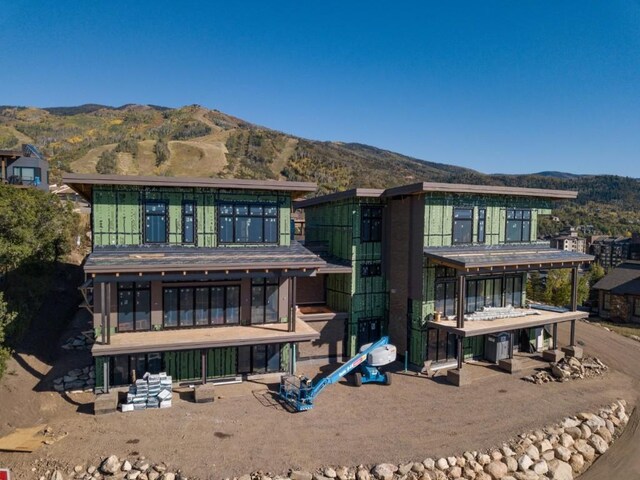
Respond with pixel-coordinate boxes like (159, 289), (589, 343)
(218, 202), (279, 245)
(361, 206), (383, 243)
(144, 200), (169, 244)
(182, 200), (196, 244)
(452, 207), (474, 245)
(505, 208), (532, 243)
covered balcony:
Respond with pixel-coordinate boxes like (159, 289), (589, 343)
(423, 244), (593, 385)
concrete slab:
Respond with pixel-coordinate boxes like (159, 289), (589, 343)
(498, 358), (523, 373)
(446, 368), (472, 386)
(94, 392), (118, 415)
(194, 384), (216, 404)
(542, 349), (565, 362)
(562, 345), (584, 360)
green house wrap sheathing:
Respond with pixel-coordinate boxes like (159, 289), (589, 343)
(92, 186), (291, 247)
(422, 193), (552, 247)
(163, 349), (202, 381)
(206, 347), (238, 379)
(305, 198), (388, 356)
(95, 356), (107, 392)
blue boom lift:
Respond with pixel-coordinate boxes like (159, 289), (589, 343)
(279, 336), (396, 411)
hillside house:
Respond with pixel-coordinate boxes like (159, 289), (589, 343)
(589, 234), (640, 271)
(64, 173), (349, 393)
(592, 261), (640, 322)
(297, 182), (593, 385)
(550, 227), (587, 254)
(0, 144), (49, 190)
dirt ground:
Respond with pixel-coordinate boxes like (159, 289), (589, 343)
(1, 313), (639, 479)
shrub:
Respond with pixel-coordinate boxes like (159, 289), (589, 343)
(96, 149), (117, 174)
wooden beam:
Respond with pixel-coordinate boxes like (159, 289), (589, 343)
(456, 274), (466, 329)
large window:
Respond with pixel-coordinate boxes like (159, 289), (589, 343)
(477, 208), (486, 243)
(237, 344), (282, 374)
(506, 209), (532, 243)
(219, 204), (278, 244)
(251, 278), (279, 324)
(435, 280), (457, 317)
(163, 285), (240, 328)
(12, 166), (42, 183)
(361, 206), (383, 242)
(182, 201), (195, 244)
(504, 275), (523, 308)
(465, 277), (504, 313)
(144, 201), (168, 243)
(453, 208), (473, 244)
(117, 282), (151, 332)
(634, 298), (640, 317)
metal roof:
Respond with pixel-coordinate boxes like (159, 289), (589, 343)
(294, 188), (385, 209)
(423, 244), (593, 272)
(63, 173), (317, 202)
(592, 261), (640, 294)
(383, 182), (578, 199)
(85, 241), (326, 274)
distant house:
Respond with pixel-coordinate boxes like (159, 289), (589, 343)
(592, 261), (640, 322)
(589, 234), (640, 271)
(0, 144), (49, 191)
(550, 227), (586, 254)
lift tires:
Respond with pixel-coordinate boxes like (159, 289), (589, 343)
(384, 372), (392, 385)
(353, 372), (362, 387)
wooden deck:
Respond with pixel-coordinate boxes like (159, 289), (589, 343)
(92, 320), (320, 356)
(426, 309), (587, 337)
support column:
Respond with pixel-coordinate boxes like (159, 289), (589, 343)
(201, 350), (207, 385)
(447, 334), (471, 386)
(571, 266), (579, 312)
(100, 282), (107, 344)
(291, 277), (297, 333)
(105, 282), (111, 345)
(456, 274), (466, 329)
(570, 320), (576, 346)
(543, 322), (565, 362)
(287, 276), (293, 333)
(457, 335), (463, 369)
(290, 343), (297, 374)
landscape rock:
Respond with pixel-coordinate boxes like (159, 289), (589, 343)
(532, 460), (548, 476)
(101, 456), (122, 475)
(448, 466), (462, 478)
(335, 467), (349, 480)
(411, 463), (424, 474)
(49, 471), (64, 480)
(547, 459), (573, 480)
(422, 459), (435, 471)
(371, 464), (396, 480)
(595, 426), (612, 444)
(290, 471), (313, 480)
(436, 458), (449, 471)
(569, 453), (584, 474)
(484, 460), (508, 479)
(554, 446), (572, 462)
(324, 468), (337, 478)
(587, 434), (608, 454)
(160, 474), (175, 480)
(505, 456), (518, 472)
(517, 455), (533, 472)
(355, 469), (370, 480)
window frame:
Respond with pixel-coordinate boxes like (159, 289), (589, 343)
(634, 297), (640, 317)
(602, 292), (611, 311)
(182, 200), (196, 244)
(144, 200), (169, 244)
(360, 262), (382, 277)
(162, 284), (241, 328)
(218, 202), (279, 245)
(238, 343), (283, 374)
(361, 206), (383, 243)
(117, 282), (151, 332)
(452, 207), (474, 245)
(251, 278), (279, 324)
(477, 208), (486, 243)
(505, 209), (532, 243)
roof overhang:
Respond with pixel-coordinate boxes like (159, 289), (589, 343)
(63, 173), (317, 202)
(383, 182), (578, 200)
(424, 244), (594, 273)
(294, 188), (385, 209)
(85, 242), (326, 276)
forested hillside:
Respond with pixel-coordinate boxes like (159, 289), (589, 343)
(1, 103), (639, 236)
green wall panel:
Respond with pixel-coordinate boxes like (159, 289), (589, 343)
(206, 347), (237, 378)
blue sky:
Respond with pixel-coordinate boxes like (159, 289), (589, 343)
(1, 1), (639, 176)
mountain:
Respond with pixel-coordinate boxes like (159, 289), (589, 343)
(1, 103), (639, 235)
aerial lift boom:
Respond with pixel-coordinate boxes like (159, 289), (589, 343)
(279, 336), (396, 411)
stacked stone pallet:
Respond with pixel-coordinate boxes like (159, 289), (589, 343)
(120, 372), (172, 412)
(524, 356), (608, 385)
